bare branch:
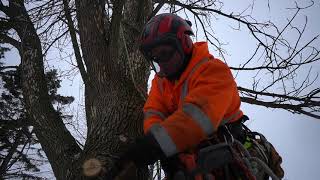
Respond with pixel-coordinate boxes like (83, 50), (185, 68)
(150, 1), (166, 18)
(0, 65), (18, 71)
(109, 0), (125, 50)
(238, 86), (320, 105)
(42, 30), (68, 55)
(241, 97), (320, 119)
(0, 34), (21, 50)
(0, 132), (22, 175)
(62, 0), (88, 84)
(0, 1), (10, 15)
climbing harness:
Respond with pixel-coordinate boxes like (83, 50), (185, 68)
(166, 116), (284, 180)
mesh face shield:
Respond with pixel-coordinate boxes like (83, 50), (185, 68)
(141, 35), (185, 78)
(139, 13), (194, 79)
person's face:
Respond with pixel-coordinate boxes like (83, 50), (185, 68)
(148, 44), (184, 78)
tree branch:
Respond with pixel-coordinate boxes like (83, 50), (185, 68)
(0, 1), (10, 15)
(0, 132), (22, 175)
(238, 86), (320, 105)
(241, 97), (320, 119)
(0, 65), (18, 71)
(42, 30), (68, 55)
(0, 34), (21, 51)
(62, 0), (88, 84)
(4, 2), (82, 179)
(149, 0), (166, 19)
(109, 0), (125, 50)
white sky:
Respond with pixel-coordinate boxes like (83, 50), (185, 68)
(201, 1), (320, 180)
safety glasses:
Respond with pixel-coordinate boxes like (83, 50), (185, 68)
(145, 44), (179, 76)
(148, 44), (176, 63)
(140, 34), (185, 77)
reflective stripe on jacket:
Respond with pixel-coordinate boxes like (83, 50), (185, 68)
(143, 42), (243, 157)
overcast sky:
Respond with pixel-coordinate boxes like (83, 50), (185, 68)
(198, 1), (320, 180)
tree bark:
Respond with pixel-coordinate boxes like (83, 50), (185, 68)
(5, 1), (81, 179)
(2, 0), (152, 179)
(72, 0), (152, 179)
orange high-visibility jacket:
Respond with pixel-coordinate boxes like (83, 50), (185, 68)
(143, 42), (243, 157)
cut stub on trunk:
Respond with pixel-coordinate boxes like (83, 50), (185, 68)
(82, 158), (104, 177)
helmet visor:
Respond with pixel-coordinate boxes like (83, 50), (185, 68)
(146, 44), (184, 77)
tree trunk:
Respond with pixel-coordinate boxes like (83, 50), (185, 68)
(7, 1), (81, 179)
(70, 0), (152, 179)
(4, 0), (152, 179)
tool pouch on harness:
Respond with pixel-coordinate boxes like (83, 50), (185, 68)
(225, 115), (284, 179)
(164, 116), (284, 180)
(192, 143), (233, 175)
(268, 143), (284, 178)
(244, 130), (284, 179)
(167, 143), (234, 180)
(183, 141), (256, 180)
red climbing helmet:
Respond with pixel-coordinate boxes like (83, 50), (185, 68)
(139, 13), (194, 78)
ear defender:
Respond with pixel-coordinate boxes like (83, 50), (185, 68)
(181, 34), (193, 55)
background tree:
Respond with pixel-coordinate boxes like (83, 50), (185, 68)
(0, 58), (74, 179)
(0, 0), (319, 179)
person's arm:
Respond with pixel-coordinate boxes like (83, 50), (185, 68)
(143, 75), (169, 133)
(105, 60), (242, 178)
(105, 76), (170, 178)
(149, 59), (243, 157)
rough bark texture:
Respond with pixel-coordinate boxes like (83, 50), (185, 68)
(6, 1), (81, 179)
(1, 0), (152, 179)
(71, 0), (152, 179)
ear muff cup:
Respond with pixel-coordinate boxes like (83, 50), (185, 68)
(180, 34), (193, 55)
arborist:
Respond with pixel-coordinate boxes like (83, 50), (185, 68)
(104, 13), (284, 180)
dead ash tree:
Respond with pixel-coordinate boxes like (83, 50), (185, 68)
(0, 0), (319, 179)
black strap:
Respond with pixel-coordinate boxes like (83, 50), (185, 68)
(224, 115), (249, 143)
(190, 143), (233, 176)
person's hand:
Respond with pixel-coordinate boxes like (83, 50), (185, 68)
(161, 155), (184, 178)
(103, 133), (165, 179)
(120, 133), (165, 167)
(103, 161), (136, 180)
